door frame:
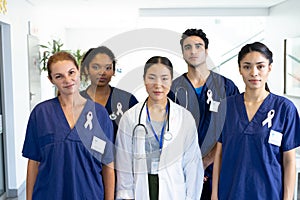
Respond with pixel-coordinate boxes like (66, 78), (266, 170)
(0, 21), (14, 198)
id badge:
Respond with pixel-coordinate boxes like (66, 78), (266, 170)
(209, 100), (220, 112)
(151, 158), (159, 174)
(268, 129), (283, 147)
(91, 136), (106, 154)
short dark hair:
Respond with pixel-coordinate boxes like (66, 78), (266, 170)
(180, 29), (209, 50)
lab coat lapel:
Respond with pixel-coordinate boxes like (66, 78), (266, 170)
(159, 101), (181, 169)
(133, 102), (150, 200)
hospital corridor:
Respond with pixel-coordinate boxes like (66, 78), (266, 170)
(1, 0), (300, 199)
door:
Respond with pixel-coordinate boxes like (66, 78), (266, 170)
(0, 75), (4, 197)
(0, 22), (6, 198)
(27, 34), (41, 110)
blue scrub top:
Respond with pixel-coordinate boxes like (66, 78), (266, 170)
(218, 93), (300, 200)
(22, 98), (114, 200)
(81, 86), (138, 141)
(169, 71), (239, 153)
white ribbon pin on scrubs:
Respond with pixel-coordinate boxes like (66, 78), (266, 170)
(116, 102), (123, 116)
(207, 89), (220, 112)
(262, 109), (275, 128)
(207, 89), (213, 104)
(109, 102), (123, 120)
(84, 111), (93, 130)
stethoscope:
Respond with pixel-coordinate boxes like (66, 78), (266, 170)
(174, 87), (188, 109)
(132, 98), (172, 160)
(174, 72), (223, 109)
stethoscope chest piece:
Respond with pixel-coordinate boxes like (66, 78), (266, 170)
(164, 132), (173, 141)
(109, 112), (117, 120)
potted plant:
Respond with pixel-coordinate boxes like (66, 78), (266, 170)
(39, 39), (85, 71)
(39, 39), (64, 71)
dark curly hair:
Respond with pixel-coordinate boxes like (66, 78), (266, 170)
(180, 29), (209, 50)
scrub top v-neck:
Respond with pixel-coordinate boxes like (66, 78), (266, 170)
(22, 98), (114, 200)
(218, 93), (300, 200)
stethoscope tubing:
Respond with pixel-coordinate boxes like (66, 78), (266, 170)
(133, 98), (170, 134)
(131, 98), (170, 175)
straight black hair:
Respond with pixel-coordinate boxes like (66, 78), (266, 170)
(238, 42), (273, 92)
(81, 46), (116, 81)
(143, 56), (173, 79)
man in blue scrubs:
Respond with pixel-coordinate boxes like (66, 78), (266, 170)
(168, 29), (239, 199)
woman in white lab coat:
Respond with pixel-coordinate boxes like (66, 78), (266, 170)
(115, 56), (204, 200)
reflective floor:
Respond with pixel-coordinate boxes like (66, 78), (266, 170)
(297, 175), (300, 200)
(3, 178), (300, 200)
(5, 190), (25, 200)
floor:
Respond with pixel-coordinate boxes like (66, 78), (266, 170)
(3, 178), (300, 200)
(4, 190), (25, 200)
(296, 175), (300, 200)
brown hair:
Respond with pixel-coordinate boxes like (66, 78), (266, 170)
(47, 51), (78, 80)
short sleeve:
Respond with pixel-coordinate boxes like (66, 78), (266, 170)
(281, 104), (300, 151)
(22, 109), (41, 161)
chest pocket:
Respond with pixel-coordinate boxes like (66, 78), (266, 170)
(265, 129), (283, 164)
(245, 129), (282, 165)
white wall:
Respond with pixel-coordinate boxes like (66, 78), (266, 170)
(266, 0), (300, 111)
(0, 0), (32, 194)
(0, 0), (299, 196)
(0, 0), (68, 194)
(65, 16), (266, 101)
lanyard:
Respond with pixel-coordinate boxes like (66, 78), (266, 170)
(146, 104), (168, 149)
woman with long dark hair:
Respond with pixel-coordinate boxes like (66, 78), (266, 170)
(212, 42), (300, 200)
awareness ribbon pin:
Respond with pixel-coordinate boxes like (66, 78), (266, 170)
(116, 102), (124, 116)
(262, 109), (275, 128)
(207, 89), (213, 104)
(84, 111), (93, 130)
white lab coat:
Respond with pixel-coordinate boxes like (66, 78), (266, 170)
(115, 99), (204, 200)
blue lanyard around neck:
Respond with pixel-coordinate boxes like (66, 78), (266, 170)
(146, 104), (168, 149)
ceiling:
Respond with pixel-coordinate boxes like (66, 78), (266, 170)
(26, 0), (288, 9)
(24, 0), (288, 30)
